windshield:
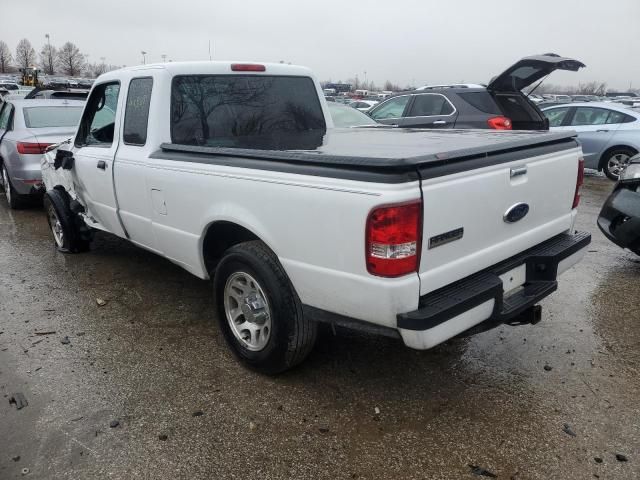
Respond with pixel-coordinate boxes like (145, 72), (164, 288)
(23, 106), (83, 128)
(328, 103), (376, 127)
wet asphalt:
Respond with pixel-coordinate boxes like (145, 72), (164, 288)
(0, 175), (638, 480)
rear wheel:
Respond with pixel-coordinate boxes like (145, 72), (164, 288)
(1, 164), (26, 209)
(603, 148), (636, 181)
(43, 189), (91, 253)
(213, 241), (317, 374)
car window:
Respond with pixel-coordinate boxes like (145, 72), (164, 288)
(23, 106), (83, 128)
(606, 110), (635, 125)
(543, 107), (570, 127)
(171, 75), (326, 148)
(369, 96), (410, 120)
(123, 77), (153, 146)
(457, 92), (501, 114)
(76, 82), (121, 147)
(570, 107), (608, 126)
(0, 104), (11, 129)
(328, 103), (375, 127)
(408, 94), (454, 117)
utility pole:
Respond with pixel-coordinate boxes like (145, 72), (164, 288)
(161, 54), (167, 63)
(141, 51), (147, 65)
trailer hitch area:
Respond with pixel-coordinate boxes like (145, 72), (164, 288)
(505, 305), (542, 326)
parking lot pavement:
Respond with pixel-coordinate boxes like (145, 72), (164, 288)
(0, 175), (638, 480)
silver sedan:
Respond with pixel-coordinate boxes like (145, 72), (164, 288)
(0, 99), (84, 208)
(542, 102), (640, 180)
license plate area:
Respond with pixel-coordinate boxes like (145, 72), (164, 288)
(499, 264), (527, 297)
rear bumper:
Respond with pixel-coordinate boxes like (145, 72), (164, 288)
(398, 231), (590, 349)
(597, 182), (640, 253)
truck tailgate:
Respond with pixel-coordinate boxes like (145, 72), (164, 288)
(418, 145), (581, 296)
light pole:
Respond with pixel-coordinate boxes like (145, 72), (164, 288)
(141, 51), (147, 65)
(161, 54), (167, 63)
(45, 33), (53, 75)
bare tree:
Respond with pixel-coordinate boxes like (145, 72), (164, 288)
(40, 43), (57, 75)
(0, 41), (12, 73)
(57, 42), (85, 76)
(15, 38), (36, 69)
(383, 80), (401, 92)
(577, 81), (607, 96)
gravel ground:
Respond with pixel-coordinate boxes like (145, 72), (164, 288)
(0, 175), (638, 479)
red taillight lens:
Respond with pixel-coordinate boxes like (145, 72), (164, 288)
(366, 200), (422, 277)
(487, 116), (512, 130)
(17, 142), (53, 155)
(572, 157), (585, 209)
(230, 63), (266, 72)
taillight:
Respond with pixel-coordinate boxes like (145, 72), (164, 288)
(366, 200), (422, 277)
(230, 63), (266, 72)
(487, 116), (512, 130)
(572, 157), (585, 209)
(17, 142), (53, 155)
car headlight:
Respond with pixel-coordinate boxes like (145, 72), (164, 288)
(620, 162), (640, 181)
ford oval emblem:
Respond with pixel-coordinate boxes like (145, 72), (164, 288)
(503, 202), (529, 223)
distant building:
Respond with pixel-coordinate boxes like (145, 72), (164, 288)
(325, 83), (352, 93)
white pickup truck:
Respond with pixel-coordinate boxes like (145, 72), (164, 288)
(42, 61), (590, 373)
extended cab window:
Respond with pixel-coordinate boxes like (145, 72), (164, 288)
(124, 77), (153, 145)
(171, 75), (326, 148)
(76, 82), (120, 147)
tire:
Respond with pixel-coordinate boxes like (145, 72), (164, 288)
(213, 240), (317, 374)
(43, 189), (91, 253)
(1, 163), (27, 209)
(602, 148), (636, 181)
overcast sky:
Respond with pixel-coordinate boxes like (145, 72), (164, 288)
(3, 0), (639, 89)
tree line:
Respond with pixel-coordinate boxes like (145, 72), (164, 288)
(0, 38), (119, 78)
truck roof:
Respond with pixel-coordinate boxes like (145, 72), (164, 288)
(97, 61), (315, 82)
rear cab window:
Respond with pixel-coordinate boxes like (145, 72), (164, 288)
(170, 75), (326, 149)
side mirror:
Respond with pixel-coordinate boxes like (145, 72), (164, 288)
(54, 149), (74, 170)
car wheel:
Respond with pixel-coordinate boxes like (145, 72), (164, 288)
(43, 189), (91, 253)
(1, 164), (26, 209)
(213, 240), (317, 374)
(603, 148), (636, 181)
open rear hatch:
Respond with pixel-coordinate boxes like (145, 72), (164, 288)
(487, 53), (585, 130)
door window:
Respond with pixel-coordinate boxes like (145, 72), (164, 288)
(123, 77), (153, 145)
(605, 110), (635, 124)
(369, 96), (410, 120)
(543, 107), (570, 127)
(408, 94), (454, 117)
(76, 82), (121, 147)
(570, 107), (608, 126)
(0, 104), (13, 130)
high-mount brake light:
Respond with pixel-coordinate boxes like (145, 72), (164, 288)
(366, 200), (422, 277)
(572, 157), (585, 209)
(487, 116), (512, 130)
(17, 142), (53, 155)
(230, 64), (266, 72)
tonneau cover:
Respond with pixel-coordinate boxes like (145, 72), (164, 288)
(158, 128), (577, 170)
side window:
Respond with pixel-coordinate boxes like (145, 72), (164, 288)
(369, 96), (410, 120)
(543, 107), (570, 127)
(0, 104), (12, 130)
(123, 77), (153, 145)
(408, 94), (454, 117)
(75, 82), (120, 147)
(570, 107), (608, 126)
(605, 110), (635, 125)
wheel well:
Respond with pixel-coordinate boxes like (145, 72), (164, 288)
(202, 221), (260, 274)
(598, 145), (638, 170)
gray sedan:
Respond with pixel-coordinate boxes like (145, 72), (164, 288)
(0, 99), (84, 208)
(542, 102), (640, 180)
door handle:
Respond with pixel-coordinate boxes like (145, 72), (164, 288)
(97, 160), (107, 170)
(432, 120), (447, 125)
(596, 129), (609, 133)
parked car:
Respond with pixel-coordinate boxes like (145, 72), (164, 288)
(598, 153), (640, 255)
(327, 102), (378, 127)
(24, 88), (90, 100)
(541, 102), (640, 180)
(367, 53), (584, 130)
(349, 100), (379, 112)
(0, 81), (19, 91)
(41, 61), (589, 373)
(0, 99), (84, 208)
(543, 94), (573, 103)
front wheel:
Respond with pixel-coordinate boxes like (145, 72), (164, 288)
(43, 189), (91, 253)
(213, 241), (317, 374)
(603, 148), (636, 181)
